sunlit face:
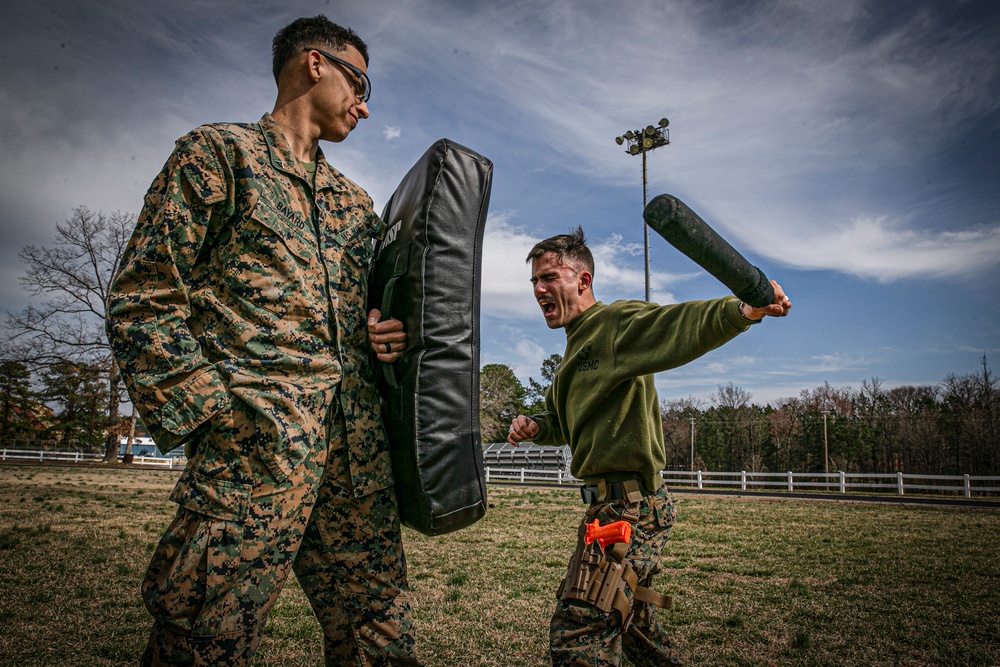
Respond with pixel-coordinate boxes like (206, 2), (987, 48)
(530, 252), (592, 329)
(312, 44), (370, 143)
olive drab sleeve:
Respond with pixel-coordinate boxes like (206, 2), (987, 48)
(530, 382), (564, 447)
(610, 297), (752, 378)
(106, 128), (235, 454)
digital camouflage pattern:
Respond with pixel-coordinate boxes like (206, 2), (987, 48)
(550, 484), (682, 667)
(107, 114), (419, 665)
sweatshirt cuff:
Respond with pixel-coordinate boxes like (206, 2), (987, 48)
(530, 414), (552, 443)
(725, 297), (758, 330)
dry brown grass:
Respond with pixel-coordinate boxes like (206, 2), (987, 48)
(1, 465), (998, 666)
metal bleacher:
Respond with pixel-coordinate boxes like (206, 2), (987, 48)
(481, 442), (571, 472)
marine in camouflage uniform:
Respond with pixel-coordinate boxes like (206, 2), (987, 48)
(507, 228), (791, 666)
(106, 17), (420, 667)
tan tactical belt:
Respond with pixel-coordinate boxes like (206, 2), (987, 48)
(580, 477), (649, 506)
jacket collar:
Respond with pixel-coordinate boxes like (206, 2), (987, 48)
(257, 113), (343, 193)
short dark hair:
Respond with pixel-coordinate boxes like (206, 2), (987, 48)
(526, 225), (595, 275)
(271, 15), (369, 85)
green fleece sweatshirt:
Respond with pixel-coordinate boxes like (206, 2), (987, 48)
(531, 297), (755, 493)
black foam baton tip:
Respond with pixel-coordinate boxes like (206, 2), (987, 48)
(643, 194), (775, 308)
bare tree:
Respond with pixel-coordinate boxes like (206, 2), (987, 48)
(5, 207), (134, 461)
(660, 396), (704, 470)
(710, 382), (761, 471)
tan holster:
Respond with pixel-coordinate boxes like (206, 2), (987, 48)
(557, 522), (671, 630)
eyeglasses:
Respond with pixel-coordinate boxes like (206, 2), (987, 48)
(305, 47), (371, 103)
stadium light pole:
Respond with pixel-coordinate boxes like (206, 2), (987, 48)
(689, 416), (696, 471)
(615, 118), (671, 302)
(822, 409), (830, 490)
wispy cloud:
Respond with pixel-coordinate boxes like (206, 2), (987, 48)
(781, 215), (1000, 281)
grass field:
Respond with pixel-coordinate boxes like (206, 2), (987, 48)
(0, 464), (998, 667)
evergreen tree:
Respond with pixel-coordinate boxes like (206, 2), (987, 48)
(479, 363), (527, 443)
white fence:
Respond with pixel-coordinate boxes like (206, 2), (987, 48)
(484, 466), (1000, 499)
(5, 451), (999, 498)
(662, 470), (1000, 499)
(1, 449), (105, 464)
(0, 448), (183, 469)
(485, 467), (580, 486)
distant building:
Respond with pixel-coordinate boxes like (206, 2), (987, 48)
(118, 437), (182, 459)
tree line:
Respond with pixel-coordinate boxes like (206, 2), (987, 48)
(2, 207), (997, 475)
(482, 354), (999, 477)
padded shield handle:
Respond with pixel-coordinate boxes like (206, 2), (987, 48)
(377, 252), (408, 422)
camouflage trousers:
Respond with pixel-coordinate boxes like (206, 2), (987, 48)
(550, 482), (681, 667)
(140, 394), (420, 667)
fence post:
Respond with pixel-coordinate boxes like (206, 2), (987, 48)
(839, 471), (846, 494)
(965, 474), (971, 499)
(897, 471), (904, 496)
(39, 450), (44, 462)
(485, 467), (490, 483)
(697, 470), (703, 490)
(520, 468), (525, 484)
(787, 471), (793, 491)
(741, 471), (746, 491)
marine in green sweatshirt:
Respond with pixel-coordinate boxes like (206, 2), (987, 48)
(508, 226), (791, 667)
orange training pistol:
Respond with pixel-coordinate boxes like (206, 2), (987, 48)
(584, 519), (632, 550)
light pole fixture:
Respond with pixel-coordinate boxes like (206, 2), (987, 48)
(615, 117), (671, 302)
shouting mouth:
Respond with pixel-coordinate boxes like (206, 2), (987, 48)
(538, 298), (556, 318)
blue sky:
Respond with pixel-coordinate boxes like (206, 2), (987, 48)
(2, 0), (998, 406)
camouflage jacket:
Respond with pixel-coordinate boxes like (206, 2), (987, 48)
(106, 114), (392, 496)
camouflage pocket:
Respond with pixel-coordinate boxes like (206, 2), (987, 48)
(144, 471), (250, 637)
(650, 489), (676, 531)
(221, 197), (317, 323)
(169, 468), (252, 522)
(160, 368), (232, 441)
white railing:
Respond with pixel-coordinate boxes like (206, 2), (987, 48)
(125, 455), (185, 469)
(0, 449), (104, 464)
(6, 452), (998, 499)
(483, 466), (1000, 499)
(485, 467), (581, 486)
(662, 470), (1000, 499)
(0, 448), (184, 469)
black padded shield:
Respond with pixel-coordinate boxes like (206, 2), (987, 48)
(368, 139), (492, 536)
